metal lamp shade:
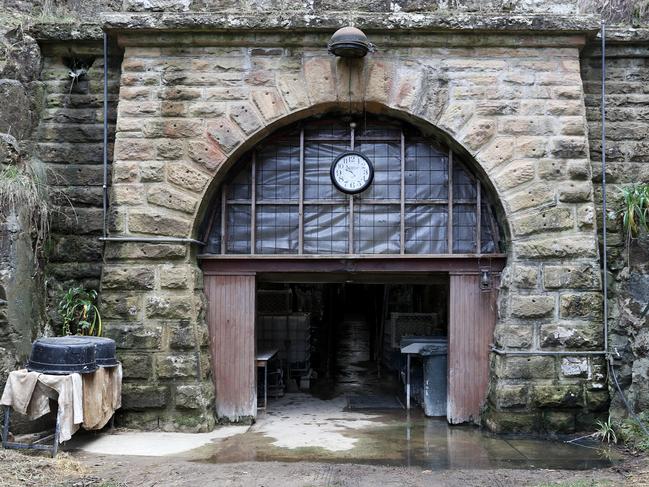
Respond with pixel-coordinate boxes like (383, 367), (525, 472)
(328, 26), (372, 58)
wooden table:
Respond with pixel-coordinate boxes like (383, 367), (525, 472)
(256, 349), (278, 411)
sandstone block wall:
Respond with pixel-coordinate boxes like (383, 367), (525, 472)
(35, 41), (121, 325)
(97, 27), (605, 431)
(581, 32), (649, 420)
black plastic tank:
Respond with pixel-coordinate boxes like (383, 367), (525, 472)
(83, 337), (118, 367)
(27, 337), (97, 375)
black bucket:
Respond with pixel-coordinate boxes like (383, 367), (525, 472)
(83, 337), (118, 367)
(27, 337), (97, 375)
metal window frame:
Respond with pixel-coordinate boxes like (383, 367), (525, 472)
(204, 118), (501, 258)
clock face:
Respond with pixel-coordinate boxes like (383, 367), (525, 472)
(330, 151), (374, 194)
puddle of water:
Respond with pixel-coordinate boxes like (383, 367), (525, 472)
(190, 407), (621, 470)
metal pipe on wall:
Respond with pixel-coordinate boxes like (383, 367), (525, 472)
(99, 35), (202, 248)
(102, 31), (108, 239)
(99, 237), (205, 245)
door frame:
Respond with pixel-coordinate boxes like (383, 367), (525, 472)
(201, 256), (504, 423)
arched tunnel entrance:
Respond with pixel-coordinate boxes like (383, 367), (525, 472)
(198, 114), (507, 424)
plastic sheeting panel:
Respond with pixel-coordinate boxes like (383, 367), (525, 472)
(304, 204), (348, 254)
(226, 205), (251, 254)
(202, 118), (502, 256)
(405, 142), (448, 200)
(358, 141), (400, 200)
(405, 205), (448, 254)
(354, 204), (401, 254)
(256, 205), (299, 254)
(257, 143), (300, 200)
(304, 142), (348, 201)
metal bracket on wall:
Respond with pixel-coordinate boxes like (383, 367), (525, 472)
(99, 237), (205, 245)
(491, 347), (608, 357)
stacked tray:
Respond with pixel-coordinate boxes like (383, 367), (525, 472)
(27, 336), (118, 375)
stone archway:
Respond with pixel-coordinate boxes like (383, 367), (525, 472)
(102, 34), (603, 432)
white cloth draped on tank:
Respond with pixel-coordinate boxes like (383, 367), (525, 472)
(0, 365), (122, 442)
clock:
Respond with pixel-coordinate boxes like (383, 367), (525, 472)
(330, 151), (374, 194)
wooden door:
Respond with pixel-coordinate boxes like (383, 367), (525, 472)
(204, 273), (256, 420)
(447, 272), (498, 424)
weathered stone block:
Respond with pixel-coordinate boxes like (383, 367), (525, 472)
(277, 70), (309, 110)
(494, 325), (533, 349)
(105, 242), (187, 260)
(156, 139), (185, 159)
(122, 384), (168, 410)
(492, 384), (528, 409)
(103, 323), (162, 349)
(147, 185), (198, 214)
(229, 103), (263, 135)
(511, 207), (573, 237)
(114, 138), (156, 160)
(585, 390), (609, 412)
(49, 235), (103, 262)
(438, 102), (473, 136)
(169, 321), (197, 350)
(558, 181), (592, 203)
(459, 118), (495, 152)
(160, 86), (201, 101)
(303, 57), (335, 105)
(140, 161), (166, 182)
(128, 210), (191, 237)
(496, 160), (535, 192)
(505, 184), (555, 214)
(476, 137), (514, 170)
(514, 136), (547, 159)
(252, 89), (286, 121)
(206, 117), (242, 154)
(495, 356), (555, 380)
(102, 266), (155, 290)
(543, 264), (601, 290)
(540, 322), (600, 349)
(483, 410), (541, 434)
(550, 137), (588, 158)
(512, 265), (538, 288)
(187, 140), (226, 173)
(392, 64), (423, 111)
(175, 383), (213, 410)
(561, 357), (588, 378)
(363, 59), (392, 104)
(510, 295), (555, 319)
(166, 162), (210, 193)
(157, 353), (198, 379)
(145, 295), (196, 320)
(112, 184), (145, 206)
(543, 411), (576, 433)
(119, 353), (154, 379)
(160, 265), (192, 289)
(501, 117), (552, 136)
(100, 295), (141, 320)
(560, 292), (603, 320)
(113, 161), (139, 183)
(515, 236), (597, 259)
(532, 384), (583, 408)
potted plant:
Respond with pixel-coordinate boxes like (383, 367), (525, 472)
(57, 286), (102, 336)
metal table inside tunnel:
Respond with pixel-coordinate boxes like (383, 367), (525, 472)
(400, 337), (448, 415)
(256, 349), (279, 411)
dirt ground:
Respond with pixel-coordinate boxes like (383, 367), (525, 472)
(1, 447), (649, 487)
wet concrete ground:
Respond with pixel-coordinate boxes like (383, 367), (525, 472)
(189, 393), (621, 471)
